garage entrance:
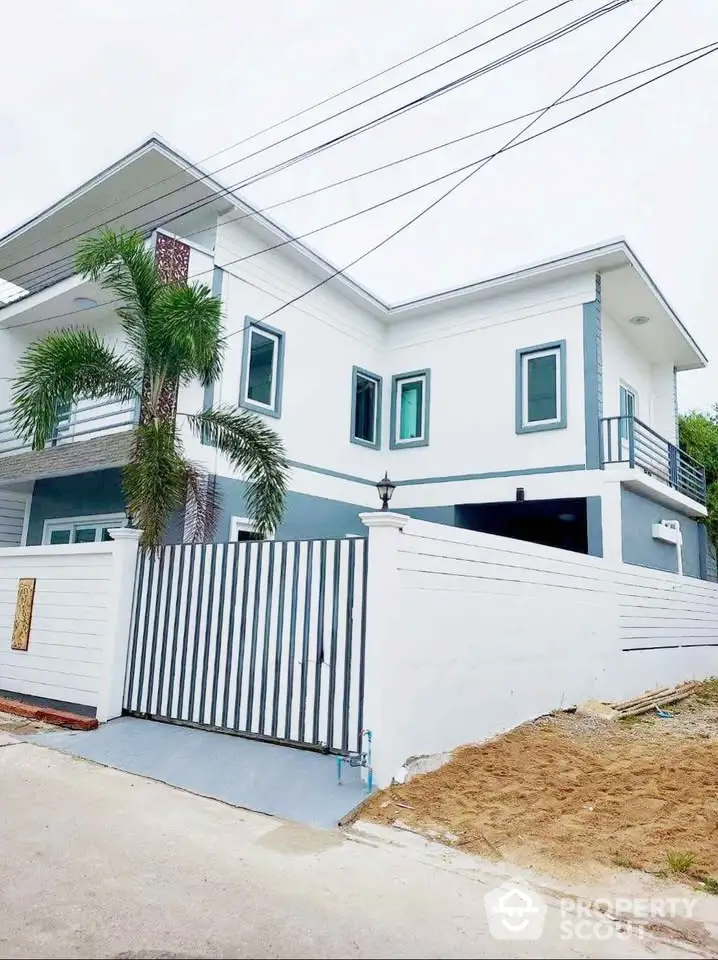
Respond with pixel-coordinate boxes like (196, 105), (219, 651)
(455, 497), (591, 554)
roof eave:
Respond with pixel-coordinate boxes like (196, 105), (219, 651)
(620, 243), (708, 369)
(0, 137), (705, 364)
(0, 137), (166, 250)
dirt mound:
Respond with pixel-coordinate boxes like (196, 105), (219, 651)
(362, 682), (718, 878)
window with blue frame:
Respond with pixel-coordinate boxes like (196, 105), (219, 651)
(516, 342), (566, 433)
(240, 321), (284, 418)
(351, 367), (382, 448)
(391, 370), (430, 448)
(619, 383), (637, 448)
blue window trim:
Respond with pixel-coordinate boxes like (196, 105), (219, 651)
(515, 340), (567, 434)
(239, 316), (285, 419)
(350, 366), (382, 450)
(390, 369), (431, 449)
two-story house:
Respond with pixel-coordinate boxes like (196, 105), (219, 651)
(0, 137), (710, 579)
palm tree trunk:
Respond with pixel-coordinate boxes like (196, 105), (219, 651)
(139, 233), (192, 427)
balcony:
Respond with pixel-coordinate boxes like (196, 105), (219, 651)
(0, 398), (138, 482)
(600, 415), (706, 506)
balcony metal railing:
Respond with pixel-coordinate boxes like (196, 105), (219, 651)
(0, 397), (139, 458)
(600, 415), (706, 505)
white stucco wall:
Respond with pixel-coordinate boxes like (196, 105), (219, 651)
(383, 273), (594, 481)
(0, 530), (140, 718)
(0, 333), (26, 410)
(180, 217), (386, 494)
(361, 513), (718, 787)
(0, 216), (694, 522)
(651, 361), (678, 444)
(602, 313), (676, 442)
(181, 220), (602, 507)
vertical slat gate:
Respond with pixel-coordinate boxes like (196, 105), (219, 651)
(124, 537), (367, 754)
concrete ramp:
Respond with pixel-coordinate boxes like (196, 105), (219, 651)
(24, 716), (366, 829)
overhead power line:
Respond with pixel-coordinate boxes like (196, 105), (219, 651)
(199, 40), (718, 235)
(248, 0), (667, 325)
(6, 30), (712, 347)
(7, 0), (628, 291)
(219, 43), (718, 299)
(0, 0), (537, 261)
(6, 0), (585, 287)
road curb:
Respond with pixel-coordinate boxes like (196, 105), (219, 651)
(0, 697), (98, 731)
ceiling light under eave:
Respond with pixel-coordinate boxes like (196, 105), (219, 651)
(629, 314), (650, 326)
(72, 297), (98, 310)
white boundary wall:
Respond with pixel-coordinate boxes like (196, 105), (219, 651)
(0, 529), (140, 719)
(360, 512), (718, 787)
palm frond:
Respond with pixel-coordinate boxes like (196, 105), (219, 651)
(11, 328), (141, 449)
(122, 420), (188, 551)
(75, 229), (159, 359)
(148, 282), (224, 386)
(187, 406), (288, 537)
(183, 462), (221, 543)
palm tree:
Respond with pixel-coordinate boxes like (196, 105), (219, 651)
(11, 229), (288, 549)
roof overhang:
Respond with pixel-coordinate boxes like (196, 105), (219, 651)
(0, 138), (706, 370)
(386, 239), (707, 370)
(0, 137), (234, 296)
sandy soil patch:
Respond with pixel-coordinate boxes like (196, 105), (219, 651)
(361, 681), (718, 886)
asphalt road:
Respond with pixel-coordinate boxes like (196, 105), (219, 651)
(0, 736), (708, 959)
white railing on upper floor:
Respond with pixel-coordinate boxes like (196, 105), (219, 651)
(0, 398), (139, 458)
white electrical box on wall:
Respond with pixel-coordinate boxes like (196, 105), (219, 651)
(652, 521), (681, 545)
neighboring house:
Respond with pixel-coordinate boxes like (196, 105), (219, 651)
(0, 137), (711, 579)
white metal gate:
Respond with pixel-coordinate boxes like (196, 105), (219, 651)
(124, 537), (367, 754)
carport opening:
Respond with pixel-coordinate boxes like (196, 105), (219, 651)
(455, 497), (589, 554)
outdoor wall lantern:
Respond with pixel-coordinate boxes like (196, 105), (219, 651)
(376, 472), (396, 511)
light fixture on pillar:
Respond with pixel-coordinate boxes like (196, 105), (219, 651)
(376, 472), (396, 512)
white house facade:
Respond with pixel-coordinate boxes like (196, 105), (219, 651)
(0, 137), (711, 580)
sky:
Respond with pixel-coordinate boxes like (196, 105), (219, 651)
(1, 0), (717, 409)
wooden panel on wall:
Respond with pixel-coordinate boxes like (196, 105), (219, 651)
(11, 577), (36, 651)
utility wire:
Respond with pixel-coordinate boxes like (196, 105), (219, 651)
(7, 0), (628, 291)
(224, 48), (718, 291)
(0, 0), (536, 260)
(253, 0), (666, 325)
(5, 28), (710, 350)
(195, 40), (718, 235)
(5, 0), (594, 287)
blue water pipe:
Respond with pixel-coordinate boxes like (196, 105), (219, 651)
(363, 729), (373, 793)
(336, 728), (373, 791)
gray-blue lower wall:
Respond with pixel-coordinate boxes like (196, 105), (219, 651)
(212, 475), (368, 540)
(26, 469), (126, 545)
(621, 487), (703, 579)
(403, 506), (457, 525)
(25, 468), (187, 545)
(25, 470), (369, 545)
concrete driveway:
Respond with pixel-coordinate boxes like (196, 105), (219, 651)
(22, 715), (365, 829)
(0, 737), (710, 959)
